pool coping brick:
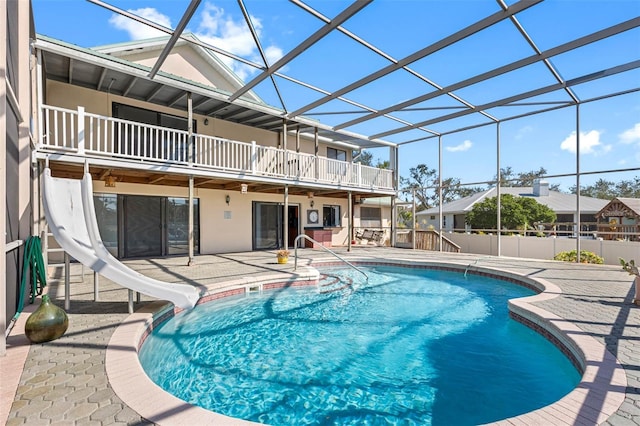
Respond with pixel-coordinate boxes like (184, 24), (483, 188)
(2, 248), (639, 425)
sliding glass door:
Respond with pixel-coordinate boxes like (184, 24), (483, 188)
(253, 202), (299, 250)
(94, 193), (199, 258)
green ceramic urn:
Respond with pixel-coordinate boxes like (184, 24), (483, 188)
(25, 295), (69, 343)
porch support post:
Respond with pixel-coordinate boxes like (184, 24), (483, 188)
(188, 175), (194, 265)
(391, 195), (396, 247)
(412, 189), (416, 250)
(438, 135), (443, 252)
(187, 92), (195, 266)
(348, 191), (352, 252)
(575, 104), (581, 261)
(283, 185), (289, 251)
(496, 122), (501, 257)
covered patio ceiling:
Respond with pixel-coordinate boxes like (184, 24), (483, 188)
(38, 0), (640, 151)
(47, 161), (384, 200)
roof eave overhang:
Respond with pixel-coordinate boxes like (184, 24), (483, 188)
(34, 35), (398, 151)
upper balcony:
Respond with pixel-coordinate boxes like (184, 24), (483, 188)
(37, 104), (395, 193)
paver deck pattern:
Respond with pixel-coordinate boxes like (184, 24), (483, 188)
(2, 248), (639, 425)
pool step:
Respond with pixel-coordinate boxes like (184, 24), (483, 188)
(318, 273), (354, 294)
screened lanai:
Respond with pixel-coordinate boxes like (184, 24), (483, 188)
(39, 0), (640, 257)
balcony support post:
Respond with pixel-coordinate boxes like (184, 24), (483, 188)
(282, 120), (288, 177)
(314, 127), (319, 180)
(251, 141), (256, 174)
(77, 106), (85, 155)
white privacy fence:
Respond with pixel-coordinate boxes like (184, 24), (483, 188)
(444, 233), (640, 266)
(40, 105), (394, 190)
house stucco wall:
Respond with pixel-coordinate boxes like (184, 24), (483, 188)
(45, 80), (342, 156)
(93, 181), (350, 253)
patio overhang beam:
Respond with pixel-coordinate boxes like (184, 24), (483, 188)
(288, 0), (542, 119)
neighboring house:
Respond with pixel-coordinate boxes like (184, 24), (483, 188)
(33, 33), (398, 261)
(416, 180), (609, 234)
(595, 198), (640, 241)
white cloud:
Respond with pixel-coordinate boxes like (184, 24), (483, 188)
(619, 123), (640, 145)
(108, 2), (283, 81)
(195, 3), (283, 80)
(515, 125), (533, 140)
(446, 140), (472, 152)
(109, 8), (172, 40)
(559, 130), (610, 155)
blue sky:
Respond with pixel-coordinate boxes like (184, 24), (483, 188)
(32, 0), (640, 191)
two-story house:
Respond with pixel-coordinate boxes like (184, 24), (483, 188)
(34, 33), (398, 262)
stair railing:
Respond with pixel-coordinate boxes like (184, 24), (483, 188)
(293, 234), (368, 282)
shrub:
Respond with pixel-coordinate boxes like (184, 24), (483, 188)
(554, 250), (603, 264)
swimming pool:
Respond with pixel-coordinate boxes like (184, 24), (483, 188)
(139, 265), (580, 425)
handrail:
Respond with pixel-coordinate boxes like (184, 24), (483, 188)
(293, 234), (368, 282)
(39, 104), (395, 190)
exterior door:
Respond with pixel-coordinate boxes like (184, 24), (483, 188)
(253, 202), (300, 250)
(253, 202), (282, 250)
(287, 205), (300, 247)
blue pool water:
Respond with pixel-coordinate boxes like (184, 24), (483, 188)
(139, 266), (580, 425)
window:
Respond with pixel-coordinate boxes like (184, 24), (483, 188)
(361, 207), (381, 222)
(112, 103), (196, 161)
(361, 206), (381, 227)
(323, 205), (341, 227)
(327, 147), (346, 161)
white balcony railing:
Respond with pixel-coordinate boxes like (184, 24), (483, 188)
(39, 105), (395, 190)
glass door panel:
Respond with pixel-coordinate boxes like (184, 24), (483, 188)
(123, 195), (162, 258)
(253, 202), (282, 250)
(167, 198), (199, 255)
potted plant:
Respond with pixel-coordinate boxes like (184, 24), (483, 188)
(619, 258), (640, 306)
(277, 249), (290, 264)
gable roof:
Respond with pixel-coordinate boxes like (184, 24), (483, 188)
(596, 197), (640, 219)
(92, 33), (263, 104)
(416, 186), (609, 216)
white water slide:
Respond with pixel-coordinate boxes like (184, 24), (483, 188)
(42, 168), (200, 309)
